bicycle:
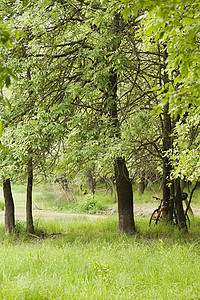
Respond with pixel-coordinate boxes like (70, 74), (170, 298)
(149, 193), (190, 227)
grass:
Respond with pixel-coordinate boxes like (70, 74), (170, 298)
(0, 216), (200, 299)
(0, 182), (200, 299)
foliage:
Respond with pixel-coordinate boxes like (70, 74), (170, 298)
(0, 4), (19, 97)
(79, 194), (98, 213)
(121, 0), (200, 182)
(122, 0), (200, 111)
(0, 0), (199, 212)
(0, 0), (155, 183)
(170, 107), (200, 182)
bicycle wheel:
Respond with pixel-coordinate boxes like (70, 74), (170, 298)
(149, 209), (161, 226)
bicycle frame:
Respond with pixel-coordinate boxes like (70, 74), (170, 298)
(149, 195), (190, 227)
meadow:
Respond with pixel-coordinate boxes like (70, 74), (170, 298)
(0, 183), (200, 299)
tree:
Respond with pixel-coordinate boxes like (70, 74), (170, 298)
(26, 149), (34, 234)
(122, 0), (200, 160)
(3, 0), (198, 235)
(5, 0), (137, 234)
(3, 178), (15, 235)
(122, 0), (199, 229)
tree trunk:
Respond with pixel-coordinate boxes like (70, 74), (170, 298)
(26, 155), (34, 234)
(86, 170), (96, 196)
(115, 158), (135, 235)
(137, 170), (146, 194)
(103, 13), (135, 234)
(3, 178), (15, 235)
(174, 178), (188, 232)
(162, 102), (173, 222)
(107, 74), (135, 234)
(158, 44), (173, 222)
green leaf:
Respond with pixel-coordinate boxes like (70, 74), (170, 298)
(4, 97), (12, 110)
(122, 7), (131, 19)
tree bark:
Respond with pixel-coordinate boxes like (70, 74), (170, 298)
(162, 102), (173, 222)
(115, 158), (135, 235)
(160, 43), (173, 222)
(26, 154), (34, 234)
(104, 13), (135, 234)
(174, 178), (188, 232)
(3, 178), (15, 235)
(86, 170), (96, 196)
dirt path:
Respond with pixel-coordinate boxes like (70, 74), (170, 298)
(0, 203), (154, 223)
(1, 203), (200, 224)
(0, 208), (108, 224)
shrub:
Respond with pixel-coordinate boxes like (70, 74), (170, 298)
(80, 195), (98, 213)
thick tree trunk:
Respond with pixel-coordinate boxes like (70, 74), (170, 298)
(26, 155), (34, 234)
(108, 80), (135, 234)
(101, 12), (135, 234)
(3, 178), (15, 235)
(174, 178), (188, 232)
(115, 158), (135, 235)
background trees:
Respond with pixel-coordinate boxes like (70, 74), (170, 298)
(0, 0), (199, 234)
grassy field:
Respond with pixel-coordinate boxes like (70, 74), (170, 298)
(0, 216), (200, 299)
(0, 183), (200, 299)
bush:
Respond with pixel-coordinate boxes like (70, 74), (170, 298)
(79, 195), (98, 213)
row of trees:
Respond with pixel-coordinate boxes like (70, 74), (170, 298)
(0, 0), (199, 235)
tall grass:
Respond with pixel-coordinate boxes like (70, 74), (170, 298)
(0, 216), (200, 299)
(0, 182), (199, 299)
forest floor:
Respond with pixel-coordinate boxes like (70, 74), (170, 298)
(1, 203), (200, 223)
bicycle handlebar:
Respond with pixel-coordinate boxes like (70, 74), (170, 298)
(152, 196), (161, 201)
(153, 194), (188, 201)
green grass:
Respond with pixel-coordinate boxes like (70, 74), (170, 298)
(0, 182), (199, 299)
(0, 216), (200, 299)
